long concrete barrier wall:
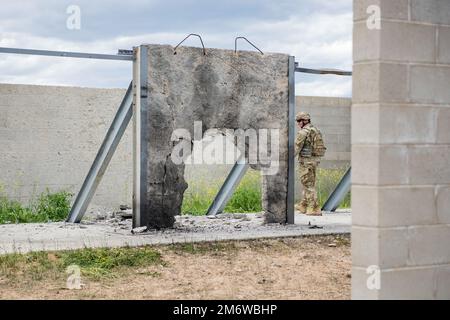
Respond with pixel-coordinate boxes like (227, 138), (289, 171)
(0, 83), (350, 210)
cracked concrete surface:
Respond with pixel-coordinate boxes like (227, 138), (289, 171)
(139, 45), (290, 228)
(0, 211), (350, 255)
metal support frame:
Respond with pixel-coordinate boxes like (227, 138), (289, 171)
(287, 56), (296, 224)
(132, 45), (149, 228)
(295, 66), (352, 76)
(295, 64), (352, 212)
(322, 167), (351, 212)
(67, 82), (134, 223)
(0, 47), (133, 61)
(206, 158), (249, 216)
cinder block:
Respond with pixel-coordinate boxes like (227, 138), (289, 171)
(436, 186), (450, 224)
(354, 0), (409, 21)
(378, 63), (409, 102)
(352, 103), (439, 144)
(326, 143), (351, 153)
(410, 65), (450, 104)
(408, 225), (450, 265)
(320, 160), (350, 169)
(436, 266), (450, 299)
(375, 105), (437, 144)
(411, 0), (450, 25)
(408, 145), (450, 185)
(335, 152), (351, 161)
(321, 151), (351, 162)
(380, 21), (436, 63)
(351, 186), (379, 227)
(352, 226), (379, 267)
(378, 228), (409, 268)
(437, 107), (450, 144)
(322, 134), (339, 144)
(338, 134), (351, 145)
(378, 186), (438, 227)
(438, 27), (450, 64)
(352, 226), (409, 268)
(319, 125), (350, 135)
(353, 21), (380, 62)
(353, 63), (380, 103)
(351, 266), (380, 300)
(313, 115), (350, 126)
(352, 145), (379, 185)
(378, 267), (436, 300)
(353, 185), (438, 227)
(381, 146), (411, 185)
(352, 145), (409, 185)
(351, 104), (380, 144)
(353, 63), (408, 103)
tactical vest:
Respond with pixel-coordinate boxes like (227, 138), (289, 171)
(300, 126), (326, 158)
(300, 136), (313, 157)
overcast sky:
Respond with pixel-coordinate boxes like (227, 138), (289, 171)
(0, 0), (352, 96)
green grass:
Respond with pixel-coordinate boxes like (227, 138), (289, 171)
(57, 246), (163, 279)
(0, 168), (350, 223)
(224, 170), (262, 213)
(182, 167), (351, 215)
(0, 246), (163, 281)
(182, 170), (262, 215)
(0, 190), (72, 224)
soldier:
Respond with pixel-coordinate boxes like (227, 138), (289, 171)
(294, 112), (326, 216)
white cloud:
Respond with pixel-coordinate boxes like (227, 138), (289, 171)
(296, 78), (351, 97)
(0, 2), (352, 96)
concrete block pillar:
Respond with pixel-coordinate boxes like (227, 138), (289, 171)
(352, 0), (450, 299)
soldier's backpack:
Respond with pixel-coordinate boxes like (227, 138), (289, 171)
(309, 126), (327, 157)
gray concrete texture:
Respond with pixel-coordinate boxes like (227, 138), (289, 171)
(352, 0), (450, 300)
(0, 85), (350, 212)
(0, 211), (351, 255)
(0, 84), (133, 208)
(137, 45), (290, 228)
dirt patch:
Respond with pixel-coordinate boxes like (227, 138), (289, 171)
(0, 235), (351, 300)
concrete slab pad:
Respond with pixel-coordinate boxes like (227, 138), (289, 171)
(0, 211), (350, 255)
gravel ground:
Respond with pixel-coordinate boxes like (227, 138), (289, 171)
(0, 211), (351, 255)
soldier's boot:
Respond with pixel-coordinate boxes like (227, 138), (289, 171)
(306, 205), (322, 216)
(295, 202), (307, 214)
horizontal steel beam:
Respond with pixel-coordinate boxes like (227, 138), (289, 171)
(0, 47), (133, 61)
(295, 67), (352, 76)
(0, 47), (351, 77)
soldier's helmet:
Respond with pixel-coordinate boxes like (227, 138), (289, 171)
(296, 112), (311, 121)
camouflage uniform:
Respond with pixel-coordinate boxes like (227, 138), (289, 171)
(295, 113), (321, 215)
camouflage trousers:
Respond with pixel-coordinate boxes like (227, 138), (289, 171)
(299, 159), (319, 210)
